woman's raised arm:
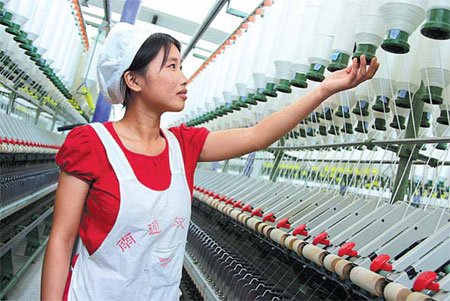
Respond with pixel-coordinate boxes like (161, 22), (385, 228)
(199, 56), (379, 162)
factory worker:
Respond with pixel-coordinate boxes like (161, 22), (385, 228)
(41, 22), (378, 300)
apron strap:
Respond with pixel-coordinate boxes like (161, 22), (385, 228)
(89, 123), (135, 181)
(162, 129), (186, 175)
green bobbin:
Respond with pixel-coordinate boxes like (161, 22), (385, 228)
(306, 63), (325, 82)
(372, 96), (391, 113)
(238, 96), (249, 108)
(246, 93), (257, 105)
(254, 88), (267, 102)
(290, 72), (308, 88)
(328, 125), (340, 135)
(373, 118), (387, 131)
(263, 82), (277, 97)
(355, 120), (369, 134)
(395, 90), (413, 108)
(420, 111), (431, 128)
(381, 29), (410, 54)
(276, 79), (291, 93)
(352, 44), (377, 64)
(0, 11), (12, 27)
(437, 110), (449, 125)
(341, 123), (353, 134)
(318, 125), (328, 136)
(328, 51), (350, 72)
(335, 105), (350, 119)
(421, 8), (450, 40)
(422, 86), (443, 105)
(5, 23), (21, 36)
(390, 115), (406, 130)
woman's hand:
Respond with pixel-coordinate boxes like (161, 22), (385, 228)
(318, 55), (380, 99)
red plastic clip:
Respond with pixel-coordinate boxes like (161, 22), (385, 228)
(233, 201), (243, 209)
(262, 213), (276, 223)
(312, 232), (330, 246)
(370, 254), (393, 272)
(225, 198), (235, 205)
(251, 208), (263, 217)
(338, 242), (358, 257)
(276, 218), (290, 229)
(241, 204), (253, 213)
(292, 224), (308, 236)
(413, 271), (440, 292)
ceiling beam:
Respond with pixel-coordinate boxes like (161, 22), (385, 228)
(83, 0), (228, 44)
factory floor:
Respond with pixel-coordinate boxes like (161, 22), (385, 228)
(6, 248), (45, 301)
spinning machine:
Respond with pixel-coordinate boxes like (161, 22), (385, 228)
(0, 0), (92, 297)
(174, 0), (450, 300)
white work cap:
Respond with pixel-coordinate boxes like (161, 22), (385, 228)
(96, 22), (151, 104)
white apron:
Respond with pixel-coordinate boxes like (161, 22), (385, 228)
(67, 122), (191, 300)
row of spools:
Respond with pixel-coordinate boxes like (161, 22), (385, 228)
(0, 0), (88, 123)
(178, 0), (449, 145)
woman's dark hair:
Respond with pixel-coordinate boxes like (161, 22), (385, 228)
(120, 33), (181, 107)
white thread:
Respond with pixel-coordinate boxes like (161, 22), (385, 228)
(308, 0), (342, 66)
(379, 0), (427, 35)
(251, 1), (285, 76)
(291, 0), (322, 73)
(420, 37), (450, 89)
(427, 0), (450, 11)
(354, 0), (385, 46)
(273, 0), (306, 80)
(392, 31), (422, 94)
(236, 15), (264, 92)
(331, 0), (361, 56)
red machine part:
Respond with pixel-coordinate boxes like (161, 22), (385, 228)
(292, 224), (308, 236)
(312, 232), (330, 246)
(338, 242), (358, 257)
(370, 254), (393, 272)
(413, 271), (440, 292)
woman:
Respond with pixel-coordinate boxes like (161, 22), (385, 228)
(41, 22), (378, 300)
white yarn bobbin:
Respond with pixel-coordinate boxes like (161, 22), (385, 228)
(235, 15), (264, 100)
(273, 0), (306, 93)
(379, 0), (427, 54)
(291, 0), (322, 89)
(306, 0), (343, 82)
(420, 0), (450, 40)
(353, 0), (384, 63)
(420, 37), (450, 105)
(328, 0), (361, 72)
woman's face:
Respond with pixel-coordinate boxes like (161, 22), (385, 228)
(139, 44), (188, 113)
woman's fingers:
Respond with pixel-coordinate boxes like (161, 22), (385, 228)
(358, 55), (367, 79)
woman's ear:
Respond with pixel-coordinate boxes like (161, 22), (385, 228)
(123, 71), (143, 93)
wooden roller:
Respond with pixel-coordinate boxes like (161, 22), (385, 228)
(384, 282), (412, 301)
(284, 236), (298, 250)
(246, 217), (261, 231)
(263, 225), (274, 238)
(291, 238), (305, 256)
(349, 266), (385, 297)
(239, 213), (250, 224)
(335, 259), (353, 280)
(229, 209), (241, 221)
(268, 228), (288, 247)
(302, 244), (326, 266)
(257, 222), (268, 234)
(405, 292), (433, 301)
(216, 203), (226, 212)
(211, 200), (220, 208)
(323, 254), (341, 273)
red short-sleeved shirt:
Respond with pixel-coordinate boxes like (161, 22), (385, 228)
(55, 122), (209, 255)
